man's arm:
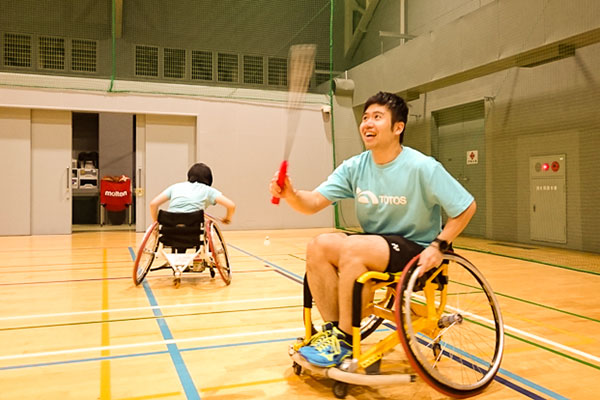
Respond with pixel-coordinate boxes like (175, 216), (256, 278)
(269, 174), (331, 215)
(418, 200), (477, 275)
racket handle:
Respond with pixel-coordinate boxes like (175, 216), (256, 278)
(271, 160), (288, 205)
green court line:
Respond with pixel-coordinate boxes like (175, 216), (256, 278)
(451, 280), (600, 324)
(504, 331), (600, 371)
(289, 249), (599, 323)
(410, 298), (600, 371)
(455, 245), (600, 276)
(0, 304), (302, 332)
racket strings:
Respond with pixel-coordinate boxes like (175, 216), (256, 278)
(287, 44), (316, 108)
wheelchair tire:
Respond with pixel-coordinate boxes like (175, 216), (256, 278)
(359, 287), (395, 340)
(395, 253), (504, 398)
(133, 221), (159, 285)
(207, 219), (232, 285)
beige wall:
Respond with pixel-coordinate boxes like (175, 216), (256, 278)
(0, 107), (31, 235)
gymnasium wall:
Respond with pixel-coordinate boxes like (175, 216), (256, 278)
(0, 87), (333, 233)
(334, 0), (600, 252)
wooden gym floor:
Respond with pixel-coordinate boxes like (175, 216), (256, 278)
(0, 229), (598, 399)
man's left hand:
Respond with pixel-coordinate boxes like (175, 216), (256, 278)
(417, 245), (444, 277)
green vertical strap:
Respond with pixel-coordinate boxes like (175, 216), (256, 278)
(109, 0), (116, 92)
(329, 0), (341, 229)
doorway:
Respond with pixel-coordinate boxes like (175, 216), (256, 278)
(432, 101), (486, 237)
(72, 112), (136, 232)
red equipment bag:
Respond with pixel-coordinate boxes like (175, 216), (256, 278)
(100, 176), (132, 212)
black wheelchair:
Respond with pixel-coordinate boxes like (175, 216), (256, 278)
(289, 252), (505, 398)
(133, 210), (231, 287)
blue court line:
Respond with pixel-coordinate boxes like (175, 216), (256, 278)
(1, 244), (567, 399)
(433, 335), (569, 400)
(129, 247), (200, 400)
(0, 331), (386, 371)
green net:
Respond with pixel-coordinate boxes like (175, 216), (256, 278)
(1, 0), (598, 268)
(0, 0), (333, 102)
(329, 0), (600, 270)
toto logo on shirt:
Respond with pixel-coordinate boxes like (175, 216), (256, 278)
(104, 190), (129, 197)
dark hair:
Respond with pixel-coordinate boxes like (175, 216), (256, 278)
(363, 92), (408, 143)
(187, 163), (213, 186)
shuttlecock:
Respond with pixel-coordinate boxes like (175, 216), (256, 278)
(263, 236), (270, 246)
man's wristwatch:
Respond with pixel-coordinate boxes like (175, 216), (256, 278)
(431, 237), (450, 252)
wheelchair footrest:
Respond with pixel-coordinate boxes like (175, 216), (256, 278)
(290, 350), (414, 386)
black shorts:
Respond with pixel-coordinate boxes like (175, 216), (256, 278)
(349, 232), (424, 273)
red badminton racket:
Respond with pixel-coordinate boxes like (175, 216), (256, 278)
(271, 44), (316, 204)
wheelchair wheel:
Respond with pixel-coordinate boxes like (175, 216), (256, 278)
(207, 219), (232, 285)
(360, 287), (395, 339)
(133, 221), (159, 285)
(395, 253), (504, 398)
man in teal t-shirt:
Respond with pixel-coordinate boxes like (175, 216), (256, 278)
(269, 92), (476, 368)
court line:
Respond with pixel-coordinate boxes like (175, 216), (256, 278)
(0, 327), (305, 361)
(231, 243), (593, 399)
(228, 244), (304, 282)
(127, 245), (200, 399)
(285, 250), (600, 324)
(1, 241), (586, 398)
(406, 329), (568, 400)
(141, 279), (200, 400)
(0, 268), (270, 287)
(455, 245), (600, 276)
(100, 249), (111, 398)
(1, 304), (304, 332)
(412, 293), (600, 367)
(0, 296), (302, 321)
(236, 243), (600, 368)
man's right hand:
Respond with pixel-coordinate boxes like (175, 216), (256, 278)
(269, 171), (294, 201)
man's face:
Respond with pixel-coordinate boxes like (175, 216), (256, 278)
(359, 103), (404, 150)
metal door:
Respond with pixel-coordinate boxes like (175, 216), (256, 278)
(31, 110), (72, 234)
(529, 154), (566, 243)
(434, 102), (485, 237)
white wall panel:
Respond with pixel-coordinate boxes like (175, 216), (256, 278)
(0, 108), (31, 235)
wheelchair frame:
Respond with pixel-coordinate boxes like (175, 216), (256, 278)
(289, 252), (504, 399)
(133, 211), (231, 287)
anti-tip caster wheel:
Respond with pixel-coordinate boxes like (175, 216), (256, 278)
(332, 381), (349, 399)
(292, 362), (302, 376)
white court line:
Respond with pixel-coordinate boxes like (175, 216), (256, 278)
(413, 294), (600, 365)
(0, 296), (303, 321)
(0, 327), (305, 361)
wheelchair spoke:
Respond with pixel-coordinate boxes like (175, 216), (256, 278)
(133, 221), (159, 285)
(396, 253), (504, 398)
(207, 220), (232, 285)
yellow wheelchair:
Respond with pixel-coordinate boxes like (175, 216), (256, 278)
(133, 210), (231, 287)
(289, 252), (504, 398)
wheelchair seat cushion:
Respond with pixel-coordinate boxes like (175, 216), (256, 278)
(157, 209), (204, 249)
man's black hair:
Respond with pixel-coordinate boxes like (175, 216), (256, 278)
(187, 163), (213, 186)
(364, 92), (408, 144)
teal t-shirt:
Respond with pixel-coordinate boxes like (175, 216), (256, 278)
(316, 147), (474, 246)
(163, 181), (221, 213)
